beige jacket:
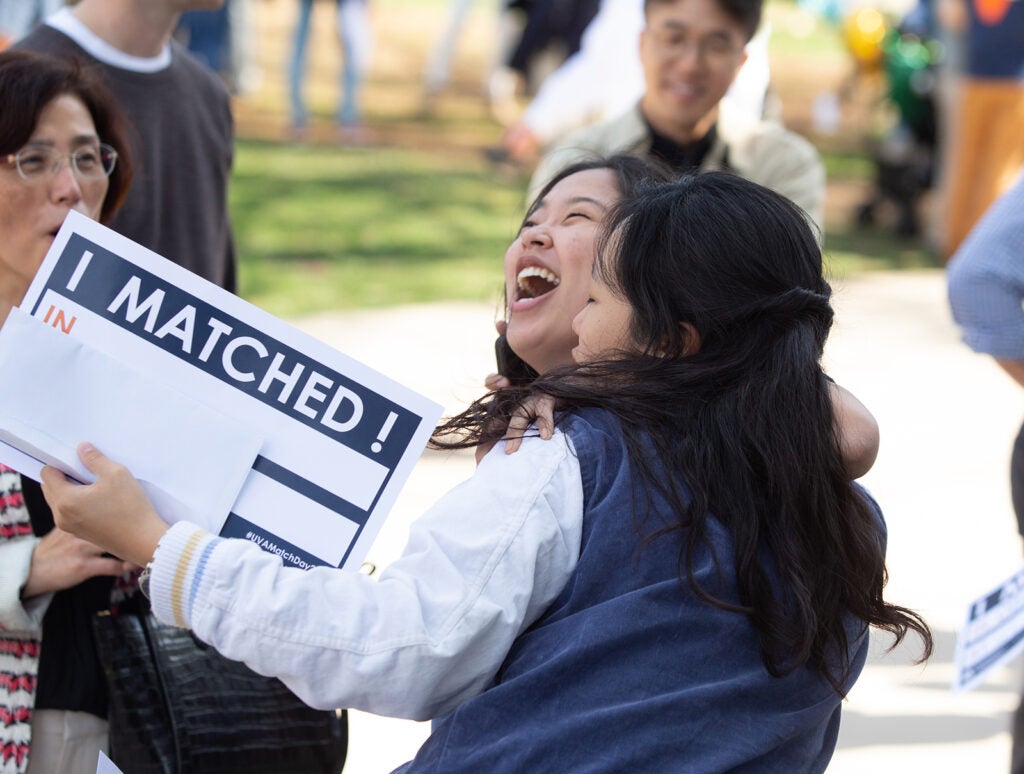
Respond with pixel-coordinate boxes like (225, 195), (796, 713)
(529, 102), (826, 235)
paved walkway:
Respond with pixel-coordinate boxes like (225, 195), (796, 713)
(288, 269), (1023, 772)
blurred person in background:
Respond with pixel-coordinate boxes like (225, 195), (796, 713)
(422, 0), (598, 119)
(499, 0), (773, 168)
(947, 167), (1024, 773)
(422, 0), (504, 110)
(226, 0), (260, 95)
(15, 0), (238, 292)
(0, 50), (134, 774)
(177, 0), (261, 94)
(488, 0), (600, 122)
(0, 0), (62, 50)
(526, 0), (823, 231)
(178, 3), (232, 80)
(505, 0), (601, 90)
(288, 0), (373, 144)
(940, 0), (1024, 259)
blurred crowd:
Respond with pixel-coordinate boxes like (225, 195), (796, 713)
(442, 0), (1022, 259)
(5, 0), (1018, 258)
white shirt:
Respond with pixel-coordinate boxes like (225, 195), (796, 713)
(149, 430), (584, 720)
(45, 7), (172, 72)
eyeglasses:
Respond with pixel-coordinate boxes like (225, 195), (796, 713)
(647, 27), (743, 66)
(3, 143), (118, 183)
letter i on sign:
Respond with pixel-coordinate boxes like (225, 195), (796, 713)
(39, 247), (93, 334)
(43, 304), (76, 334)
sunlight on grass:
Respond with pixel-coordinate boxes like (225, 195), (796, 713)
(231, 140), (525, 316)
(230, 141), (940, 317)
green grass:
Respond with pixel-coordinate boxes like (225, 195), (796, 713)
(229, 141), (940, 318)
(820, 149), (940, 274)
(230, 140), (526, 317)
(822, 151), (875, 181)
(825, 228), (938, 276)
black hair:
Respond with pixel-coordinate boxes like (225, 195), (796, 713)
(523, 154), (673, 228)
(437, 172), (931, 694)
(644, 0), (763, 41)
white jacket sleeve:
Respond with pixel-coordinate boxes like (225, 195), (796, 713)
(148, 431), (584, 721)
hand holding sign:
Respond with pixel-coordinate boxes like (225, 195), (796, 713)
(42, 443), (169, 569)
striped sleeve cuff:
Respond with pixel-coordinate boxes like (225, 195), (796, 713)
(150, 522), (222, 629)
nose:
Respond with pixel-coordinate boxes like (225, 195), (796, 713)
(49, 158), (83, 206)
(678, 49), (701, 71)
(673, 40), (704, 71)
(520, 222), (552, 248)
(571, 305), (586, 338)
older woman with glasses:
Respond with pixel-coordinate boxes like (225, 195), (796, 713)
(0, 50), (133, 774)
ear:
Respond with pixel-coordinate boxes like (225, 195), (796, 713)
(655, 322), (701, 357)
(679, 322), (701, 356)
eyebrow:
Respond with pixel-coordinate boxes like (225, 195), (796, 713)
(566, 196), (608, 207)
(24, 134), (101, 147)
(659, 20), (737, 39)
(529, 194), (608, 219)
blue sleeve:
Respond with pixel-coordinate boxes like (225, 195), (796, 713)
(947, 174), (1024, 359)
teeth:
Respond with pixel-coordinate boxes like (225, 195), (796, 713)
(517, 266), (560, 289)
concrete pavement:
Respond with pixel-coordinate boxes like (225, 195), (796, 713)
(288, 269), (1023, 772)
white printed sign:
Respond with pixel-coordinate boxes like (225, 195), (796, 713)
(0, 211), (442, 570)
(953, 562), (1024, 692)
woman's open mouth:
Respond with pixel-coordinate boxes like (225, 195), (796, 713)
(516, 266), (560, 301)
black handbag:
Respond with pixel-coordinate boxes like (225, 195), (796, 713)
(92, 610), (348, 774)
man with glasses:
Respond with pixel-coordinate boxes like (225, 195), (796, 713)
(15, 0), (237, 292)
(528, 0), (824, 232)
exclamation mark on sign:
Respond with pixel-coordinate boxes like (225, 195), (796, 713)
(371, 412), (398, 453)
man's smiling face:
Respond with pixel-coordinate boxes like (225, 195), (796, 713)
(639, 0), (749, 143)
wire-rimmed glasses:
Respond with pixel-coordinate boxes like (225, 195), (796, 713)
(4, 143), (118, 183)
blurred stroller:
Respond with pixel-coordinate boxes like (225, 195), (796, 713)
(850, 4), (942, 238)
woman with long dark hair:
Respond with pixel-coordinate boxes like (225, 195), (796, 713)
(467, 170), (927, 697)
(41, 172), (930, 772)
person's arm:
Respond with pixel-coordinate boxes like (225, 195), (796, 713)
(997, 358), (1024, 388)
(829, 382), (879, 480)
(43, 436), (583, 720)
(1, 486), (129, 634)
(20, 526), (133, 598)
(497, 382), (879, 478)
(947, 173), (1024, 377)
(0, 538), (48, 633)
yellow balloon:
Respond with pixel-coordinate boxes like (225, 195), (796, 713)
(843, 7), (889, 69)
